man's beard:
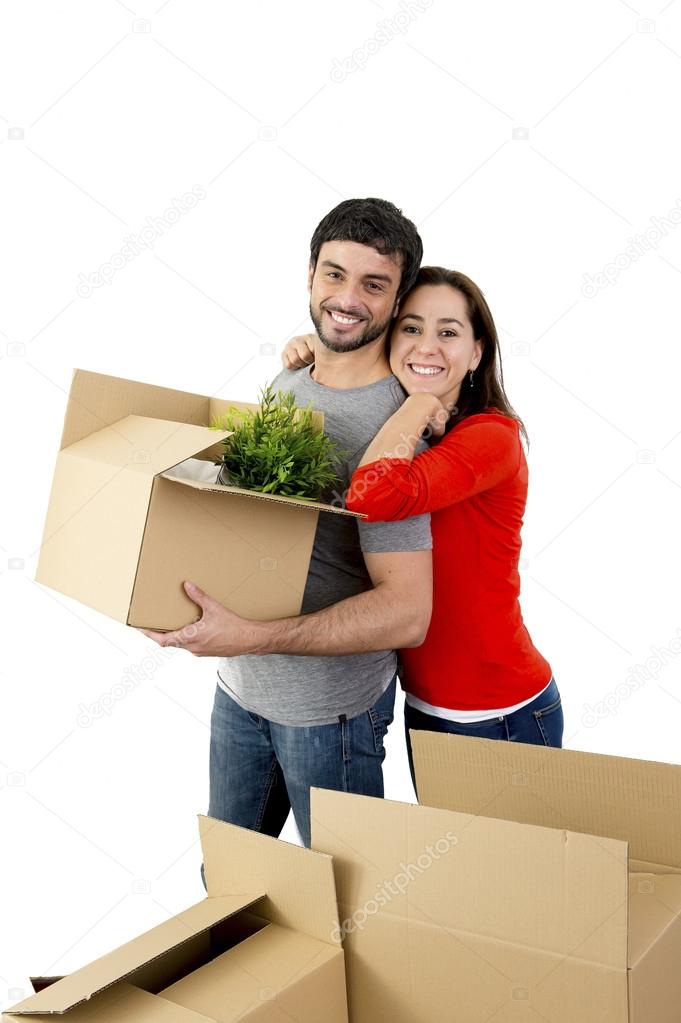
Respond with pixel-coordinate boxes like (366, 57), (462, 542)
(310, 302), (393, 354)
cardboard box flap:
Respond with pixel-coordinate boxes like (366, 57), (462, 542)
(61, 370), (325, 454)
(311, 788), (629, 968)
(7, 895), (265, 1015)
(199, 814), (342, 947)
(160, 474), (364, 517)
(3, 982), (218, 1023)
(60, 369), (212, 450)
(412, 732), (681, 872)
(62, 415), (231, 478)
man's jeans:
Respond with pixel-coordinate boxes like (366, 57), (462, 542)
(200, 674), (396, 889)
(404, 676), (564, 796)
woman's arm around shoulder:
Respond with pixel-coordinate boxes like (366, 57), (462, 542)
(347, 409), (523, 521)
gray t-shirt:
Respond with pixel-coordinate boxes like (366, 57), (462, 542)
(216, 365), (432, 726)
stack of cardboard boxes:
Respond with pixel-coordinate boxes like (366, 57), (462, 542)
(7, 737), (681, 1022)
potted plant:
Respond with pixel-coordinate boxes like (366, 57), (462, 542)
(210, 384), (345, 501)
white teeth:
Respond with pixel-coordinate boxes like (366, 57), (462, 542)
(409, 364), (443, 375)
(330, 311), (360, 325)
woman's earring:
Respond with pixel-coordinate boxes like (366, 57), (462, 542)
(469, 370), (475, 389)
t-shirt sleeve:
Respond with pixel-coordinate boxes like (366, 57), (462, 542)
(347, 417), (522, 521)
(358, 513), (432, 553)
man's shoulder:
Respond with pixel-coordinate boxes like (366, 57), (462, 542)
(270, 365), (312, 394)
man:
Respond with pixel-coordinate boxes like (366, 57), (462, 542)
(140, 198), (432, 853)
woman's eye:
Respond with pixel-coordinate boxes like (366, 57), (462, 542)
(441, 330), (457, 338)
(403, 325), (420, 334)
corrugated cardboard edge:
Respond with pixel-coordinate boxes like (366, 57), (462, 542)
(6, 895), (265, 1015)
(4, 983), (216, 1023)
(160, 475), (364, 517)
(198, 814), (342, 948)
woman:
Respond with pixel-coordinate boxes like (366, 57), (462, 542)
(284, 266), (562, 791)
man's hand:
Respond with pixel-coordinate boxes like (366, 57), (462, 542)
(136, 581), (258, 657)
(282, 334), (316, 370)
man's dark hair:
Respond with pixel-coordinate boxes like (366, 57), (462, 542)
(309, 198), (423, 301)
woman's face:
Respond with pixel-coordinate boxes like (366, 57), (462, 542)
(389, 284), (483, 407)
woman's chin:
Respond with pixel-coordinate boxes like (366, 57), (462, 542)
(395, 373), (446, 400)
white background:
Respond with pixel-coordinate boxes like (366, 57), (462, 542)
(1, 0), (681, 1005)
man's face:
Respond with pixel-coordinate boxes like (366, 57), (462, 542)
(308, 240), (402, 354)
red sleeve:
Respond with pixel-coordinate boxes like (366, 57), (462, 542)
(346, 416), (522, 521)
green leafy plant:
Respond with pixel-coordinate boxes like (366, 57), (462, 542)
(209, 384), (346, 501)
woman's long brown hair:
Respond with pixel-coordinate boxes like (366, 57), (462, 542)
(396, 266), (528, 445)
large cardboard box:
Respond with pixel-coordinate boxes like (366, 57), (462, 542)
(3, 813), (348, 1023)
(311, 736), (681, 1022)
(35, 369), (359, 630)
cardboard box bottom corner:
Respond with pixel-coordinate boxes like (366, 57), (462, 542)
(3, 813), (348, 1023)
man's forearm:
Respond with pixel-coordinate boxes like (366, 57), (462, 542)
(241, 584), (429, 656)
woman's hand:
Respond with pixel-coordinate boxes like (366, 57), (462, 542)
(411, 393), (451, 438)
(282, 333), (316, 370)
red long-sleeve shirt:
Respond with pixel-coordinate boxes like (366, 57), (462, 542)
(346, 409), (552, 710)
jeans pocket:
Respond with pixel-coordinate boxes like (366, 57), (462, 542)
(532, 695), (564, 747)
(367, 679), (396, 754)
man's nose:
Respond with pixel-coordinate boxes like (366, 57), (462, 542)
(335, 280), (364, 312)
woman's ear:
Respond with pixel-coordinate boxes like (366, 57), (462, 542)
(473, 339), (483, 371)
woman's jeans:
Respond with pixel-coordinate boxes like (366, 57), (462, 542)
(404, 677), (563, 796)
(200, 674), (397, 889)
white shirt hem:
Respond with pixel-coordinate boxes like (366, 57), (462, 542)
(405, 677), (554, 723)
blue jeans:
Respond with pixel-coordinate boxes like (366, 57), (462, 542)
(404, 677), (563, 797)
(201, 675), (397, 887)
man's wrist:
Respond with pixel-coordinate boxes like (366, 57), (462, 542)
(235, 617), (288, 656)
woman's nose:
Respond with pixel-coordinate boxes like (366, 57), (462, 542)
(414, 332), (439, 355)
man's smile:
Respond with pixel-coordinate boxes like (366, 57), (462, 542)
(326, 308), (365, 329)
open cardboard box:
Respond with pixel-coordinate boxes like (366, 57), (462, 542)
(2, 814), (348, 1023)
(35, 369), (361, 631)
(311, 736), (681, 1022)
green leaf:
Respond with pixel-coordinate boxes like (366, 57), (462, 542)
(213, 383), (346, 501)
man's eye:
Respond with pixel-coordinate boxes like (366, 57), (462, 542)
(367, 282), (382, 291)
(327, 272), (341, 279)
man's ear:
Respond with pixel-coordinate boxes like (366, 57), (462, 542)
(307, 260), (315, 293)
(391, 298), (401, 319)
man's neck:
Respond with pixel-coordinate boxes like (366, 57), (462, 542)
(310, 337), (392, 390)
